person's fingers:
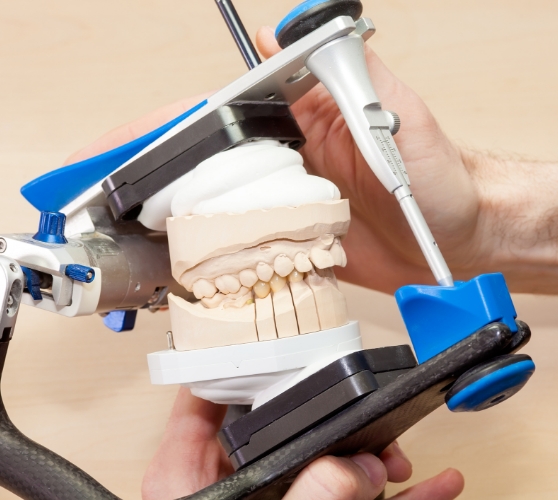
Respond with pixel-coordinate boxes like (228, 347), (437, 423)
(388, 468), (465, 500)
(142, 387), (232, 500)
(379, 442), (413, 483)
(255, 26), (282, 59)
(64, 92), (213, 166)
(284, 453), (387, 500)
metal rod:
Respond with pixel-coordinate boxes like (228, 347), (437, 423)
(215, 0), (262, 69)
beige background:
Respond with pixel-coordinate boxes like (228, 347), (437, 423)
(1, 1), (557, 498)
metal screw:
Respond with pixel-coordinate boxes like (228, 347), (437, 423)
(166, 331), (176, 350)
(86, 271), (94, 281)
(0, 238), (6, 253)
(6, 295), (13, 307)
(135, 282), (141, 292)
(9, 264), (17, 273)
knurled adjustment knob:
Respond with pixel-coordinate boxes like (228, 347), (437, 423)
(276, 0), (363, 49)
(32, 211), (68, 244)
(65, 264), (95, 283)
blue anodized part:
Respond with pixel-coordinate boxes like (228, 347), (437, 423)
(20, 100), (208, 213)
(102, 310), (138, 332)
(32, 211), (68, 244)
(21, 266), (43, 301)
(275, 0), (332, 37)
(65, 264), (95, 284)
(395, 273), (517, 364)
(446, 359), (535, 412)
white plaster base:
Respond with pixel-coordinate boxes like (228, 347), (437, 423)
(148, 321), (362, 405)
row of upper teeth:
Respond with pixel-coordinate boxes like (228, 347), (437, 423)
(191, 243), (346, 308)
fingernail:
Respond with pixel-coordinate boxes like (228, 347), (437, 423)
(349, 454), (386, 487)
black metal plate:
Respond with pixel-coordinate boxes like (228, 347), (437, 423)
(179, 321), (524, 500)
(102, 102), (305, 221)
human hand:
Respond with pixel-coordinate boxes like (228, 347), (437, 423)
(141, 388), (463, 500)
(255, 27), (485, 294)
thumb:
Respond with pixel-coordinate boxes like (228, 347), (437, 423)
(285, 454), (387, 500)
(256, 25), (282, 59)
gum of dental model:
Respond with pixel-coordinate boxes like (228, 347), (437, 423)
(167, 200), (350, 280)
(305, 270), (348, 330)
(191, 278), (217, 299)
(239, 269), (259, 288)
(274, 254), (294, 277)
(256, 262), (274, 282)
(168, 294), (258, 350)
(289, 280), (320, 335)
(255, 294), (277, 341)
(272, 285), (299, 338)
(215, 274), (241, 294)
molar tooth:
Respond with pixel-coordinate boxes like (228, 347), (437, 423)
(239, 269), (259, 288)
(215, 274), (241, 294)
(270, 273), (287, 293)
(223, 288), (253, 309)
(288, 269), (304, 283)
(256, 262), (274, 282)
(294, 252), (313, 273)
(330, 239), (347, 267)
(201, 293), (226, 309)
(192, 279), (217, 299)
(254, 280), (271, 299)
(309, 246), (335, 269)
(274, 254), (294, 277)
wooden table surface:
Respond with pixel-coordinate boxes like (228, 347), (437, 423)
(1, 1), (557, 498)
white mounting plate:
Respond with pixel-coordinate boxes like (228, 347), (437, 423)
(148, 321), (362, 385)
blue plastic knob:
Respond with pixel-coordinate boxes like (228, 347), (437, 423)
(446, 355), (535, 412)
(33, 211), (68, 244)
(276, 0), (363, 48)
(65, 264), (95, 283)
(21, 266), (43, 301)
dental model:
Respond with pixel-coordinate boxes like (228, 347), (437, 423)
(146, 141), (361, 407)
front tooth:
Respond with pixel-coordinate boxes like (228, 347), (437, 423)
(330, 239), (347, 267)
(309, 246), (335, 269)
(192, 279), (218, 299)
(256, 262), (274, 282)
(270, 273), (287, 293)
(254, 280), (271, 299)
(215, 274), (241, 294)
(274, 254), (294, 277)
(288, 269), (304, 283)
(239, 269), (259, 288)
(294, 252), (313, 273)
